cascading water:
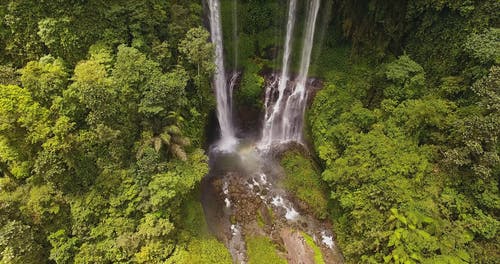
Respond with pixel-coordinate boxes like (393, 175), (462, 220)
(228, 0), (240, 136)
(260, 0), (321, 147)
(261, 0), (297, 147)
(208, 0), (237, 150)
(281, 0), (321, 142)
(203, 0), (343, 262)
(232, 0), (238, 69)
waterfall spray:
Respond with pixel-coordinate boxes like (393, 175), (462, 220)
(208, 0), (237, 150)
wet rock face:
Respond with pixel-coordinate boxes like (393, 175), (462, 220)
(280, 229), (316, 264)
(258, 71), (324, 145)
(224, 173), (264, 224)
(262, 45), (280, 60)
(230, 72), (262, 138)
(268, 141), (309, 159)
(231, 70), (324, 142)
(235, 104), (262, 138)
(260, 72), (322, 111)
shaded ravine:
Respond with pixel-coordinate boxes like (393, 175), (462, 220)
(204, 0), (343, 263)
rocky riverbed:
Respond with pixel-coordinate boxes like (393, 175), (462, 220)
(201, 141), (344, 263)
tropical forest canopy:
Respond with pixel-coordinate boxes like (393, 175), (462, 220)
(0, 0), (498, 263)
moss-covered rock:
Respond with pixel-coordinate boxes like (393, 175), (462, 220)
(246, 236), (287, 264)
(280, 149), (329, 219)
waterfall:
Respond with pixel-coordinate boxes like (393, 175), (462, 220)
(207, 0), (321, 149)
(260, 0), (321, 147)
(260, 0), (298, 146)
(202, 2), (344, 262)
(281, 0), (321, 142)
(228, 0), (240, 137)
(232, 0), (238, 69)
(208, 0), (237, 149)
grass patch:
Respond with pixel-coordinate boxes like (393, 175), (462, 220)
(173, 194), (232, 264)
(246, 236), (287, 264)
(257, 210), (265, 228)
(256, 206), (275, 227)
(267, 206), (274, 223)
(280, 150), (329, 219)
(168, 238), (233, 264)
(180, 194), (210, 238)
(301, 232), (325, 264)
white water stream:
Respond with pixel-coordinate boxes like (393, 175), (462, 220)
(260, 0), (321, 147)
(281, 0), (321, 142)
(261, 0), (298, 146)
(208, 0), (237, 150)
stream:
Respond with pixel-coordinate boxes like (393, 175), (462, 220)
(204, 0), (343, 262)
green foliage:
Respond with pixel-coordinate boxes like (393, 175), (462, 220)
(256, 210), (265, 227)
(66, 51), (119, 127)
(236, 59), (264, 108)
(0, 2), (216, 262)
(0, 84), (51, 179)
(139, 67), (189, 118)
(0, 220), (45, 264)
(381, 55), (426, 102)
(1, 0), (498, 263)
(166, 195), (232, 264)
(61, 150), (208, 263)
(464, 28), (500, 65)
(221, 0), (283, 69)
(0, 64), (19, 85)
(166, 3), (203, 44)
(0, 0), (202, 66)
(48, 229), (78, 264)
(301, 232), (325, 264)
(309, 45), (499, 263)
(167, 238), (232, 264)
(330, 0), (498, 82)
(136, 116), (191, 162)
(179, 196), (210, 239)
(246, 236), (287, 264)
(37, 17), (82, 63)
(280, 150), (329, 219)
(179, 27), (215, 78)
(240, 0), (274, 35)
(443, 66), (500, 213)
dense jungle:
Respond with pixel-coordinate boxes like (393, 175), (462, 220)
(0, 0), (498, 263)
